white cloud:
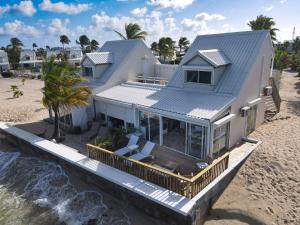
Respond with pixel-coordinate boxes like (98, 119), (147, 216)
(195, 12), (225, 21)
(181, 12), (225, 31)
(280, 0), (287, 4)
(82, 10), (233, 46)
(181, 12), (234, 36)
(264, 5), (274, 12)
(47, 18), (70, 35)
(147, 0), (194, 10)
(0, 1), (36, 17)
(12, 0), (36, 17)
(39, 0), (90, 15)
(131, 7), (147, 17)
(0, 20), (40, 37)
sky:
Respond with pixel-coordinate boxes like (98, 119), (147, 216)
(0, 0), (299, 49)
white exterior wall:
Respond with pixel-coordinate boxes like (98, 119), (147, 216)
(71, 107), (89, 130)
(94, 64), (109, 79)
(154, 64), (178, 80)
(187, 56), (211, 66)
(228, 37), (273, 148)
(95, 100), (135, 124)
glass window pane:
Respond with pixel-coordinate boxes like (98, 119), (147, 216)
(149, 114), (160, 144)
(139, 111), (149, 139)
(198, 71), (211, 84)
(163, 117), (186, 153)
(213, 136), (226, 153)
(186, 70), (198, 82)
(189, 124), (207, 159)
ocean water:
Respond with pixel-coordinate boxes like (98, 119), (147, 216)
(0, 151), (133, 225)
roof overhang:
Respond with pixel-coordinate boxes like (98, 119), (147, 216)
(183, 49), (231, 68)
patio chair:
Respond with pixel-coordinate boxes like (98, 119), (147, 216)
(114, 135), (139, 156)
(130, 141), (155, 161)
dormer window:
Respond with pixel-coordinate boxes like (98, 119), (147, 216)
(182, 49), (231, 87)
(186, 70), (212, 84)
(184, 66), (214, 85)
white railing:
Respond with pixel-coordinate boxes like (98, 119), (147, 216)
(136, 75), (168, 85)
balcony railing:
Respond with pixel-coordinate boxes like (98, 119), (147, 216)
(136, 75), (168, 85)
(87, 144), (230, 199)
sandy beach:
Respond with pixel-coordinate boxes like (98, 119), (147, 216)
(205, 71), (300, 225)
(0, 78), (48, 123)
(0, 71), (299, 225)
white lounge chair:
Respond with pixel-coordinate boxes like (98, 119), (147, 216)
(130, 141), (155, 161)
(114, 135), (139, 156)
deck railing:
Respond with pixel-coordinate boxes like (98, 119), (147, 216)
(86, 144), (230, 199)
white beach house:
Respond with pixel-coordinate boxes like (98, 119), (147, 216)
(46, 47), (83, 66)
(72, 30), (276, 160)
(0, 50), (9, 72)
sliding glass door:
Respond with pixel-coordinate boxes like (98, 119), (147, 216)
(139, 110), (208, 159)
(139, 111), (160, 144)
(187, 124), (208, 159)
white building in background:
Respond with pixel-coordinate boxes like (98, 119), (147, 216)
(70, 30), (277, 160)
(46, 47), (83, 66)
(0, 50), (9, 72)
(19, 49), (43, 69)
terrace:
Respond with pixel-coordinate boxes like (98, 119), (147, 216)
(86, 141), (230, 199)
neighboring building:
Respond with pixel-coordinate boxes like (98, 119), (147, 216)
(65, 47), (83, 66)
(71, 30), (276, 161)
(46, 47), (83, 66)
(19, 49), (43, 69)
(0, 50), (9, 72)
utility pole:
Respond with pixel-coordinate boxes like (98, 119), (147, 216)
(292, 26), (295, 40)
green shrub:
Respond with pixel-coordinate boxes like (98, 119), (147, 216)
(1, 71), (14, 78)
(94, 137), (113, 150)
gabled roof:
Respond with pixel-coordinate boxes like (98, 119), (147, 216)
(168, 30), (271, 95)
(95, 82), (234, 121)
(94, 39), (142, 84)
(81, 52), (113, 65)
(183, 49), (231, 67)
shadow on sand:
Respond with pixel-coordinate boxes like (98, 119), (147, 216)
(206, 208), (266, 225)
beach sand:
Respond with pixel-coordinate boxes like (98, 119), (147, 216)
(205, 71), (300, 225)
(0, 78), (48, 123)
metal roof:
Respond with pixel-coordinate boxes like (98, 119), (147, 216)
(95, 83), (234, 121)
(83, 52), (113, 65)
(168, 30), (270, 95)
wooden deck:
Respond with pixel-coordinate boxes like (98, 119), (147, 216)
(87, 144), (229, 198)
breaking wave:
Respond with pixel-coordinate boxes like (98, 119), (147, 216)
(0, 151), (131, 225)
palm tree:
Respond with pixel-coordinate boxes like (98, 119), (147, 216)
(178, 37), (190, 54)
(89, 40), (99, 52)
(6, 37), (23, 69)
(59, 35), (70, 52)
(158, 37), (175, 62)
(293, 38), (300, 54)
(151, 42), (159, 55)
(42, 57), (92, 141)
(114, 23), (147, 41)
(247, 15), (279, 41)
(32, 43), (37, 50)
(76, 35), (90, 54)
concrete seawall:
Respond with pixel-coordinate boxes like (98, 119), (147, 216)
(0, 123), (260, 225)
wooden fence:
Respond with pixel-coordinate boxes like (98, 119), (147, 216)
(87, 144), (230, 199)
(269, 77), (281, 112)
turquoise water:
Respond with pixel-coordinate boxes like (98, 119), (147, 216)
(0, 151), (133, 225)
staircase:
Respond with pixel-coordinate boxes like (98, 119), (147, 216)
(264, 77), (281, 121)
